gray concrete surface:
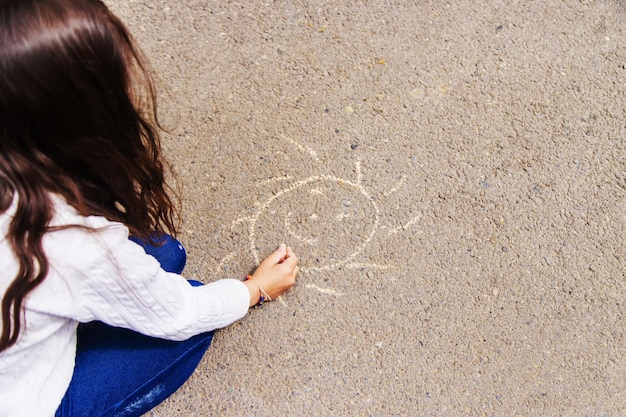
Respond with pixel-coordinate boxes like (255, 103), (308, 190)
(106, 1), (624, 415)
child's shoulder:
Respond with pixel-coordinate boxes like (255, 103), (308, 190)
(49, 193), (122, 229)
(47, 194), (130, 257)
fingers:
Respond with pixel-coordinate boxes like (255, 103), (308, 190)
(285, 245), (295, 260)
(266, 243), (298, 267)
(264, 243), (287, 265)
(271, 244), (297, 270)
(282, 246), (298, 268)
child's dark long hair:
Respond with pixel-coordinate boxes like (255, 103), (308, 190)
(0, 0), (179, 351)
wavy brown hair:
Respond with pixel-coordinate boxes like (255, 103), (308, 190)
(0, 0), (179, 351)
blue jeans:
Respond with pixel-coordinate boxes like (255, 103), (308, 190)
(56, 235), (213, 417)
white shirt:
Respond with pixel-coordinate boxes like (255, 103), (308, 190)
(0, 195), (250, 417)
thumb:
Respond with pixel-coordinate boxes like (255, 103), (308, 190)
(264, 243), (287, 264)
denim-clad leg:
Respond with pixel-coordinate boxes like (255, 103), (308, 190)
(56, 235), (213, 417)
(129, 234), (187, 274)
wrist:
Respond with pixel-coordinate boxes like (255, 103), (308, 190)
(244, 275), (272, 307)
(243, 279), (261, 307)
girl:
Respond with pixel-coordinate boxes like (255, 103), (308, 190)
(0, 0), (299, 416)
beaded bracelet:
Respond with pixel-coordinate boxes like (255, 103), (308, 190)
(245, 275), (272, 305)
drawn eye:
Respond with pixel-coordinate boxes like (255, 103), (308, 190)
(335, 211), (351, 221)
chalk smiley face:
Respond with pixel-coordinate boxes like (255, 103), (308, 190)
(249, 173), (380, 272)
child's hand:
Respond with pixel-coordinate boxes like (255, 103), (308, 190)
(244, 244), (299, 306)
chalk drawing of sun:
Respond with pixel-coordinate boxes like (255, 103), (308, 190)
(248, 164), (381, 273)
(217, 135), (421, 295)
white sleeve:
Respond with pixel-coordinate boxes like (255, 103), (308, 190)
(43, 222), (250, 341)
